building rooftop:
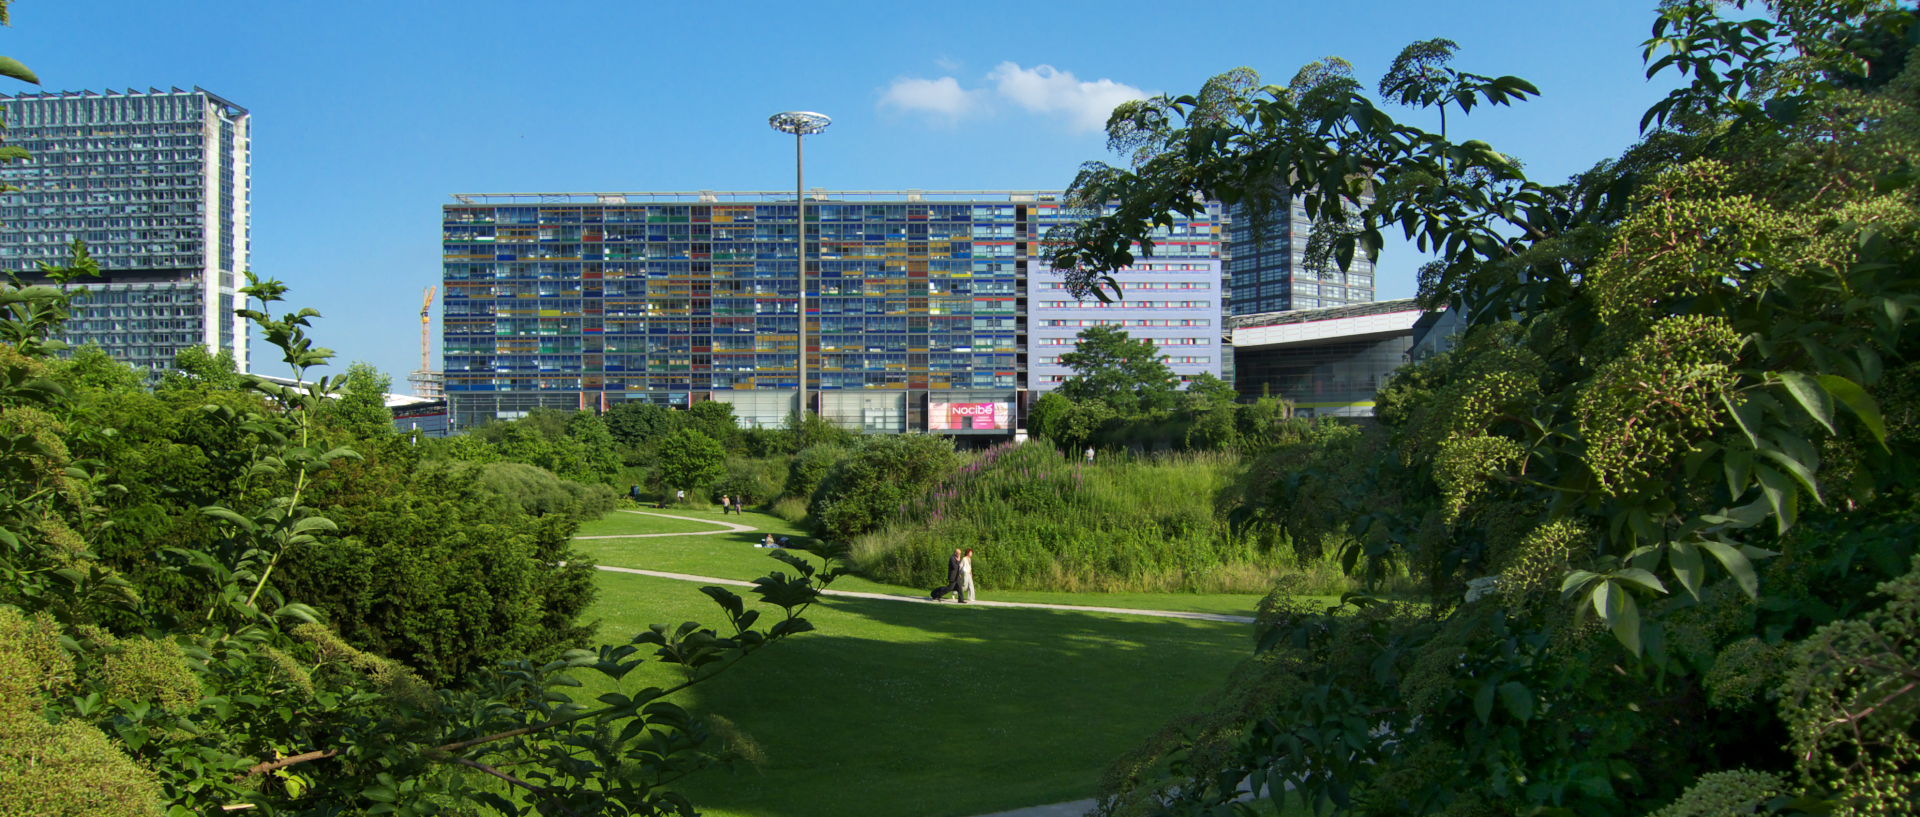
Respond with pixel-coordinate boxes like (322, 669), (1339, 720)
(1228, 298), (1427, 350)
(1226, 297), (1421, 330)
(448, 190), (1078, 205)
(0, 86), (247, 116)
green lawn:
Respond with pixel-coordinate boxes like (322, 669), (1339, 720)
(583, 569), (1250, 817)
(574, 508), (1274, 617)
(576, 508), (748, 537)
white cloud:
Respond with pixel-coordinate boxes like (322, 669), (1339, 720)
(878, 76), (987, 121)
(878, 63), (1150, 131)
(986, 62), (1149, 131)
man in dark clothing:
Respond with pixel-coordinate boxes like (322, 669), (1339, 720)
(930, 548), (964, 602)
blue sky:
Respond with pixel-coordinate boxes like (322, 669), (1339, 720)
(9, 0), (1673, 387)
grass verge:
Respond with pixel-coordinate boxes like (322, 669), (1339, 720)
(573, 509), (1277, 617)
(585, 568), (1250, 817)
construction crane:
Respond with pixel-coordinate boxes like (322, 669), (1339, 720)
(407, 286), (443, 399)
(419, 285), (436, 374)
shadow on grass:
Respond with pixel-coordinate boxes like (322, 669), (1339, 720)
(597, 584), (1249, 817)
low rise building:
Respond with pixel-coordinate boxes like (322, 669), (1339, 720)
(1227, 298), (1423, 418)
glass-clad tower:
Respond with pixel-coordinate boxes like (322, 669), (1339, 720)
(1225, 194), (1374, 315)
(442, 191), (1223, 433)
(0, 88), (251, 371)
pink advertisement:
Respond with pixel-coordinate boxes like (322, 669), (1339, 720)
(930, 401), (1010, 431)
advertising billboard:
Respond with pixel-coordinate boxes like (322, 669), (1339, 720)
(928, 400), (1012, 432)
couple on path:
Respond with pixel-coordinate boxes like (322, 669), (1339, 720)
(930, 548), (975, 603)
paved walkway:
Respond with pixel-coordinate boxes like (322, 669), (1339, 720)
(969, 799), (1097, 817)
(594, 565), (1254, 623)
(574, 510), (757, 540)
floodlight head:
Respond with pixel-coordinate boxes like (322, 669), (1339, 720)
(769, 111), (832, 135)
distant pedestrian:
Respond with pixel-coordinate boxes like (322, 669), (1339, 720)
(675, 488), (685, 505)
(959, 548), (976, 603)
(930, 548), (964, 602)
(1085, 446), (1095, 464)
(720, 495), (733, 514)
(629, 485), (642, 504)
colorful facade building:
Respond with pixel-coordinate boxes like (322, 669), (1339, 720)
(441, 191), (1224, 434)
(0, 88), (251, 371)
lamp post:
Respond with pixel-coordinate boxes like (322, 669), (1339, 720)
(769, 111), (830, 417)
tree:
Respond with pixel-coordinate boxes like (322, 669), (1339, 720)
(161, 343), (245, 392)
(2, 262), (842, 815)
(1181, 372), (1238, 410)
(685, 399), (740, 449)
(318, 361), (394, 440)
(809, 434), (961, 541)
(657, 428), (726, 496)
(1057, 3), (1920, 815)
(1030, 391), (1115, 453)
(605, 401), (680, 447)
(562, 410), (622, 481)
(1057, 325), (1178, 415)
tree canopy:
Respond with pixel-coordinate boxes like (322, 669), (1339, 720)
(1058, 2), (1920, 815)
(1057, 325), (1179, 414)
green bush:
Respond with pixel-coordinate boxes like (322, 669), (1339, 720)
(714, 456), (786, 507)
(657, 428), (727, 496)
(852, 442), (1339, 593)
(770, 495), (810, 525)
(278, 458), (600, 685)
(467, 460), (619, 518)
(0, 608), (163, 817)
(786, 444), (849, 500)
(809, 434), (961, 541)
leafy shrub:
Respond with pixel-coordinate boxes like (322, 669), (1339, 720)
(809, 434), (961, 541)
(657, 428), (727, 495)
(279, 458), (600, 684)
(0, 608), (163, 817)
(770, 495), (810, 525)
(714, 456), (786, 507)
(786, 444), (849, 500)
(853, 442), (1335, 593)
(467, 460), (619, 518)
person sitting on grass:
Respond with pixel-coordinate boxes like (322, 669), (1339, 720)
(760, 534), (776, 548)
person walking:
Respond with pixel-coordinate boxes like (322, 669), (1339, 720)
(1085, 446), (1095, 464)
(720, 495), (732, 515)
(959, 548), (976, 604)
(930, 548), (963, 602)
(675, 488), (685, 506)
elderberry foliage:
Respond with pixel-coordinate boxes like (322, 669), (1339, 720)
(1060, 3), (1920, 815)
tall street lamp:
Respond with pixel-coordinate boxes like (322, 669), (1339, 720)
(769, 111), (830, 417)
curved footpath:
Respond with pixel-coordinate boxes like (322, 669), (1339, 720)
(593, 565), (1254, 624)
(574, 509), (758, 539)
(584, 510), (1255, 817)
(583, 511), (1255, 624)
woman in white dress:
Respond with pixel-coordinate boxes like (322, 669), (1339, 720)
(959, 548), (976, 603)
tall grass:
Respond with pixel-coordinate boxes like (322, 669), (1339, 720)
(850, 442), (1351, 594)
